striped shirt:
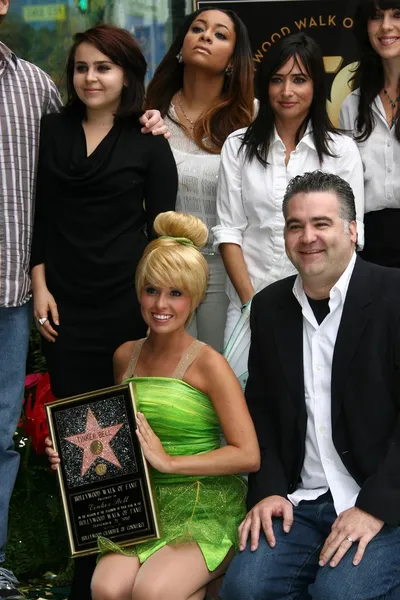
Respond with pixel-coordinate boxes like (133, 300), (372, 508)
(0, 41), (62, 307)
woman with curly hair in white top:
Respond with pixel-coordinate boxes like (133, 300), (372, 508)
(145, 7), (255, 352)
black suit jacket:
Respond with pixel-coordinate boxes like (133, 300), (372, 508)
(246, 257), (400, 525)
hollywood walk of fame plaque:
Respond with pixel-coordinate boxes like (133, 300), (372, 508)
(46, 383), (160, 557)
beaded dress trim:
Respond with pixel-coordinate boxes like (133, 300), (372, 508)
(126, 338), (205, 381)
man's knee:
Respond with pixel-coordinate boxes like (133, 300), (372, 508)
(311, 567), (369, 600)
(220, 562), (246, 600)
(221, 543), (272, 600)
(311, 578), (344, 600)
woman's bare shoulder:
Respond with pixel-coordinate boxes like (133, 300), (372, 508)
(113, 340), (138, 383)
(113, 340), (137, 362)
(196, 344), (234, 379)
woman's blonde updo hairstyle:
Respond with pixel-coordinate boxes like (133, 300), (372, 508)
(136, 212), (209, 316)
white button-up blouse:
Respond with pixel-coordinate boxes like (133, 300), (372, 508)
(339, 89), (400, 215)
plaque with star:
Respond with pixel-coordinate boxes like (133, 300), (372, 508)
(46, 383), (160, 557)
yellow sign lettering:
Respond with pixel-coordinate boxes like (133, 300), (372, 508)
(295, 18), (307, 30)
(253, 48), (264, 63)
(343, 17), (354, 28)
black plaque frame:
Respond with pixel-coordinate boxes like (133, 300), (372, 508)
(46, 382), (160, 557)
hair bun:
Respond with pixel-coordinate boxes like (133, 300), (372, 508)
(153, 211), (208, 249)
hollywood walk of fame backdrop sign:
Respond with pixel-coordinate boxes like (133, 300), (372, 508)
(46, 383), (160, 557)
(195, 0), (360, 127)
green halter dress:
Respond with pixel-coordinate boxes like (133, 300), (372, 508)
(98, 339), (247, 571)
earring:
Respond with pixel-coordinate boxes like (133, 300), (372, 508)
(176, 51), (183, 64)
(225, 65), (233, 76)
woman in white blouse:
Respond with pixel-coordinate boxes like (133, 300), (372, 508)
(340, 0), (400, 268)
(145, 8), (254, 352)
(213, 33), (364, 383)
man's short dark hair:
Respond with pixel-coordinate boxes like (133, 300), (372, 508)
(282, 171), (357, 224)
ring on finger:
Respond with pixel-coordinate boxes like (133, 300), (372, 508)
(346, 536), (354, 543)
(37, 317), (48, 326)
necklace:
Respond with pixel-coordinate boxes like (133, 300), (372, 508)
(177, 90), (195, 133)
(383, 89), (400, 127)
(384, 88), (400, 109)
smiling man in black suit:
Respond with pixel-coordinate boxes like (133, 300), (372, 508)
(222, 171), (400, 600)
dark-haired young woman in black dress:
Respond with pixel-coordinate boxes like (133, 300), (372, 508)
(31, 24), (177, 600)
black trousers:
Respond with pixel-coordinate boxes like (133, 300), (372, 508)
(359, 208), (400, 268)
(69, 555), (98, 600)
(42, 290), (146, 600)
(42, 289), (146, 398)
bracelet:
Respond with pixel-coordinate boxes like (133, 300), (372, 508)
(241, 299), (252, 313)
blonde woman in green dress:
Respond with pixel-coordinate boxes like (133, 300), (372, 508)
(46, 211), (259, 600)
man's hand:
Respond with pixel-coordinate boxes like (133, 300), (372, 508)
(139, 109), (170, 139)
(238, 495), (293, 552)
(319, 506), (384, 568)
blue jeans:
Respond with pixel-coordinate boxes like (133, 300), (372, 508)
(0, 302), (31, 562)
(222, 497), (400, 600)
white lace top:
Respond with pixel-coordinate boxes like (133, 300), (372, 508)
(165, 103), (221, 255)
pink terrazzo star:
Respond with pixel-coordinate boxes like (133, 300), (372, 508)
(65, 408), (123, 476)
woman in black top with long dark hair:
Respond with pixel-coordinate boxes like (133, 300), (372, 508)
(31, 24), (177, 600)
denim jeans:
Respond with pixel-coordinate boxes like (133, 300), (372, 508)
(0, 302), (31, 562)
(221, 496), (400, 600)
